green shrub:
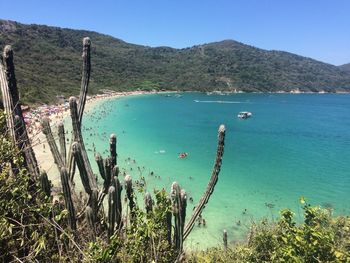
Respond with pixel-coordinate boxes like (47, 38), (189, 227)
(187, 202), (350, 262)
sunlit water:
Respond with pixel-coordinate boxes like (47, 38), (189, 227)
(80, 93), (350, 249)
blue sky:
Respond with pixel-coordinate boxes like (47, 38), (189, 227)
(1, 0), (349, 65)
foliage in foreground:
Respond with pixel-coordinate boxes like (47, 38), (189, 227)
(88, 190), (176, 263)
(187, 203), (350, 262)
(1, 107), (350, 262)
(0, 111), (63, 261)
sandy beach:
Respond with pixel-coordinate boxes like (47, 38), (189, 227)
(29, 90), (168, 187)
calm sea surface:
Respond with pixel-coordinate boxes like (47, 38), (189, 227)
(81, 93), (350, 249)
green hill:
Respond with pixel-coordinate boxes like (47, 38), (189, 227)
(1, 19), (350, 104)
(339, 63), (350, 73)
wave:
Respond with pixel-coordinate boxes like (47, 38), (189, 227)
(194, 100), (250, 104)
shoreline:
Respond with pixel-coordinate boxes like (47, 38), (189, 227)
(28, 90), (176, 187)
(28, 89), (350, 187)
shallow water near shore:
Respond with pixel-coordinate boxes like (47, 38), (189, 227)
(81, 92), (350, 249)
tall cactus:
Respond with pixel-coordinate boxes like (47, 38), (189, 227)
(40, 171), (51, 197)
(58, 121), (66, 166)
(124, 175), (134, 217)
(0, 45), (39, 177)
(72, 142), (92, 195)
(77, 37), (91, 124)
(223, 229), (228, 251)
(180, 189), (187, 234)
(103, 157), (112, 193)
(85, 205), (96, 241)
(41, 117), (64, 169)
(108, 186), (117, 238)
(69, 98), (97, 188)
(171, 182), (186, 251)
(95, 153), (106, 180)
(183, 124), (226, 240)
(111, 166), (122, 228)
(67, 38), (91, 179)
(90, 189), (99, 223)
(166, 205), (172, 245)
(60, 167), (76, 230)
(109, 134), (117, 167)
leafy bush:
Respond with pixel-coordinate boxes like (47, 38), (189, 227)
(0, 110), (59, 261)
(186, 201), (350, 262)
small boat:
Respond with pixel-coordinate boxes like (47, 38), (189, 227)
(178, 152), (188, 158)
(237, 111), (252, 119)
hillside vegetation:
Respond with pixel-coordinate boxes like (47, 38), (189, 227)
(1, 19), (350, 104)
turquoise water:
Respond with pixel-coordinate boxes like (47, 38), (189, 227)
(81, 93), (350, 249)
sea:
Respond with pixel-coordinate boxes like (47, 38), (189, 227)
(80, 92), (350, 249)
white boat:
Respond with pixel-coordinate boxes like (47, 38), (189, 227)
(237, 111), (252, 119)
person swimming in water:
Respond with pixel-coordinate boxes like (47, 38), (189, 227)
(178, 152), (188, 158)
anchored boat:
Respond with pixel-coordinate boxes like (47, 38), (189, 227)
(237, 111), (252, 119)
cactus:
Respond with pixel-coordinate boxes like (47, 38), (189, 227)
(0, 45), (39, 177)
(40, 171), (51, 197)
(41, 117), (64, 169)
(85, 205), (96, 241)
(68, 97), (97, 188)
(72, 142), (92, 195)
(223, 229), (228, 251)
(90, 189), (99, 224)
(166, 206), (172, 245)
(183, 124), (226, 240)
(111, 166), (122, 228)
(109, 134), (117, 167)
(58, 122), (66, 166)
(77, 37), (91, 124)
(67, 38), (91, 179)
(171, 182), (185, 251)
(144, 192), (153, 213)
(112, 165), (119, 178)
(95, 153), (106, 180)
(124, 175), (135, 217)
(108, 186), (116, 238)
(180, 189), (187, 233)
(60, 167), (76, 230)
(103, 157), (112, 193)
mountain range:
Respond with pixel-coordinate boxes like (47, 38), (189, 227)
(0, 19), (349, 104)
